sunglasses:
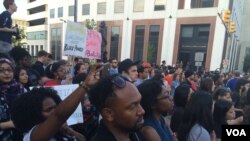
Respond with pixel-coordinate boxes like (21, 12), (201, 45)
(111, 75), (126, 89)
(103, 75), (127, 108)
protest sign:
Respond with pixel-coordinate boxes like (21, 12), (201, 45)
(64, 20), (87, 57)
(49, 84), (83, 125)
(85, 30), (102, 59)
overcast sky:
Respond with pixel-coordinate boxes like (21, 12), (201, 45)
(0, 0), (27, 18)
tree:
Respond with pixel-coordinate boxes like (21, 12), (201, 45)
(147, 43), (155, 64)
(243, 54), (250, 72)
(12, 28), (27, 47)
(85, 19), (97, 30)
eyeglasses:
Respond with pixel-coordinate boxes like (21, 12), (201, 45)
(0, 68), (13, 73)
(111, 75), (126, 89)
(112, 61), (118, 64)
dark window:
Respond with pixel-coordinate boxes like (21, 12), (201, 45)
(35, 45), (39, 56)
(134, 25), (145, 61)
(110, 26), (120, 59)
(82, 4), (90, 15)
(50, 9), (55, 18)
(51, 28), (62, 60)
(154, 0), (166, 11)
(31, 45), (34, 56)
(27, 45), (30, 52)
(69, 6), (74, 16)
(197, 26), (210, 38)
(178, 24), (210, 70)
(148, 25), (160, 63)
(40, 45), (44, 51)
(58, 7), (63, 17)
(191, 0), (214, 8)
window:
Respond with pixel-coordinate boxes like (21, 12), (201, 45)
(31, 45), (34, 56)
(134, 25), (145, 61)
(148, 25), (160, 63)
(198, 26), (210, 38)
(180, 24), (210, 48)
(58, 7), (63, 17)
(69, 6), (74, 16)
(110, 26), (120, 59)
(114, 0), (124, 13)
(191, 0), (214, 8)
(27, 31), (47, 40)
(27, 45), (30, 52)
(51, 28), (62, 60)
(154, 0), (166, 11)
(97, 2), (106, 14)
(50, 9), (55, 18)
(82, 4), (90, 15)
(35, 45), (39, 56)
(133, 0), (144, 12)
(181, 26), (193, 38)
(40, 45), (44, 51)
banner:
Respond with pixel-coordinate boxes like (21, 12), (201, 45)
(64, 20), (87, 57)
(50, 84), (83, 125)
(85, 30), (102, 59)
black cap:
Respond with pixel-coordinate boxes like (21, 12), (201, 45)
(118, 59), (140, 73)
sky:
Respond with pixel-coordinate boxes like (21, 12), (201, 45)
(0, 0), (27, 18)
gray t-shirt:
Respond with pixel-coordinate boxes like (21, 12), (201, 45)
(188, 124), (211, 141)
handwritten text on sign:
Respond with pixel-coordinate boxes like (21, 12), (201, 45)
(64, 20), (87, 58)
(85, 30), (102, 59)
(50, 84), (83, 125)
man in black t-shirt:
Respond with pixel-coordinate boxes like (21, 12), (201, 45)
(0, 0), (18, 53)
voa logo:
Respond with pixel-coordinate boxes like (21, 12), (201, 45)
(226, 129), (246, 136)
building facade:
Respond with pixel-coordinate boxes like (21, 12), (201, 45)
(237, 0), (250, 72)
(40, 0), (243, 71)
(26, 0), (48, 56)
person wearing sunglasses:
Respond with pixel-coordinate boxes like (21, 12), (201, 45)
(137, 78), (175, 141)
(88, 74), (145, 141)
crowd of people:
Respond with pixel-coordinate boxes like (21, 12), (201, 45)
(0, 44), (250, 141)
(1, 1), (250, 141)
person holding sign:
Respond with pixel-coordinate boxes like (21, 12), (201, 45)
(11, 63), (103, 141)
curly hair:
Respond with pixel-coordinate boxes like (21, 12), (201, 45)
(11, 87), (62, 133)
(137, 79), (162, 116)
(9, 47), (31, 66)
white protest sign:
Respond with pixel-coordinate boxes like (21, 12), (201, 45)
(64, 20), (87, 57)
(50, 84), (83, 125)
